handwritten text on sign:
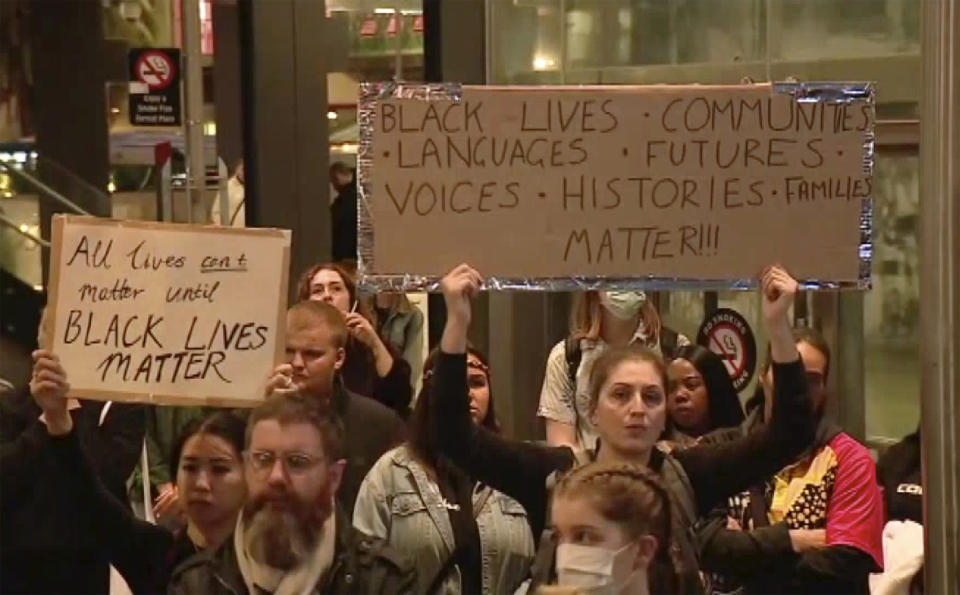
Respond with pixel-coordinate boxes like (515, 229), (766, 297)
(365, 84), (873, 284)
(48, 216), (291, 406)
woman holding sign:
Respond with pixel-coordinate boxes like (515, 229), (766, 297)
(297, 263), (413, 416)
(429, 264), (815, 593)
(28, 354), (248, 595)
(538, 290), (689, 451)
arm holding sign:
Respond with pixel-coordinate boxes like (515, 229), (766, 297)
(434, 265), (576, 538)
(670, 266), (816, 515)
(28, 352), (175, 593)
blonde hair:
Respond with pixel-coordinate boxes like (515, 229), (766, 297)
(552, 462), (684, 594)
(570, 292), (662, 344)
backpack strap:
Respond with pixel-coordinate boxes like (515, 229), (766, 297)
(563, 336), (581, 389)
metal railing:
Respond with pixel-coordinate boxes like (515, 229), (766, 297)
(0, 212), (50, 248)
(0, 158), (94, 216)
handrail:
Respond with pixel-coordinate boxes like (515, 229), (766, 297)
(0, 212), (51, 248)
(0, 160), (91, 216)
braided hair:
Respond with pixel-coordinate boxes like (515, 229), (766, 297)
(552, 462), (686, 594)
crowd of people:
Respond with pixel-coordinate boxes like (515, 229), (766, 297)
(0, 251), (923, 594)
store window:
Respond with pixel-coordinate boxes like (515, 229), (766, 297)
(487, 0), (921, 441)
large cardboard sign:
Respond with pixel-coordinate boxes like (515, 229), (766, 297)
(359, 83), (874, 289)
(48, 216), (291, 407)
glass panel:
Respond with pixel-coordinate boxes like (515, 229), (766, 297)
(864, 151), (920, 440)
(771, 0), (920, 62)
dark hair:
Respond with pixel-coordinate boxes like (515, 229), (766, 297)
(169, 411), (247, 478)
(587, 344), (667, 415)
(295, 263), (373, 320)
(553, 462), (685, 594)
(330, 161), (352, 177)
(762, 326), (832, 380)
(672, 344), (745, 431)
(287, 300), (348, 350)
(246, 395), (346, 461)
(408, 346), (499, 473)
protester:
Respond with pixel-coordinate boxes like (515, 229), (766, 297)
(430, 263), (815, 592)
(31, 386), (247, 594)
(539, 290), (689, 450)
(353, 347), (535, 595)
(264, 300), (406, 517)
(330, 161), (358, 262)
(698, 327), (884, 594)
(372, 292), (425, 394)
(297, 263), (413, 416)
(877, 426), (922, 525)
(870, 427), (924, 595)
(132, 405), (221, 525)
(546, 462), (683, 594)
(168, 395), (416, 594)
(1, 320), (144, 594)
(664, 344), (745, 446)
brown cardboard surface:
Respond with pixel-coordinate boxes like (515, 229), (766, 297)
(48, 215), (292, 406)
(366, 84), (873, 284)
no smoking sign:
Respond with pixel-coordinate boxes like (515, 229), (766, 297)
(128, 48), (181, 126)
(135, 51), (177, 90)
(697, 308), (757, 392)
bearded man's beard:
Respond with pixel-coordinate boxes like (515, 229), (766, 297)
(242, 484), (334, 569)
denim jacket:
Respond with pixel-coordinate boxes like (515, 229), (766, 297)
(353, 446), (535, 595)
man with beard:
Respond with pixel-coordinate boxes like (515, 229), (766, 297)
(263, 300), (406, 517)
(168, 395), (415, 594)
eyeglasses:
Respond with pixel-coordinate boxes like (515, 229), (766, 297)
(245, 450), (324, 476)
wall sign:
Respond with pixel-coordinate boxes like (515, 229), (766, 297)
(697, 307), (757, 392)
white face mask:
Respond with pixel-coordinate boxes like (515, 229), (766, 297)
(599, 291), (647, 320)
(555, 542), (643, 595)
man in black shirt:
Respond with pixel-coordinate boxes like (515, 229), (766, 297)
(264, 300), (405, 517)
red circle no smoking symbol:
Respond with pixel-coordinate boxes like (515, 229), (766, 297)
(135, 51), (176, 90)
(709, 323), (746, 378)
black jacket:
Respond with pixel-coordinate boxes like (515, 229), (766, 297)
(430, 352), (814, 541)
(342, 337), (413, 417)
(44, 425), (195, 594)
(877, 429), (922, 524)
(0, 389), (144, 594)
(331, 181), (358, 263)
(166, 509), (416, 595)
(331, 381), (407, 519)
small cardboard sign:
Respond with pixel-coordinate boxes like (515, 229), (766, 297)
(47, 216), (291, 407)
(128, 48), (182, 126)
(359, 83), (874, 289)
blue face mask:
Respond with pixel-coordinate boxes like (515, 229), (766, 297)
(599, 291), (647, 320)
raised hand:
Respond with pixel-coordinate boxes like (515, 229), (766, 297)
(29, 349), (72, 435)
(759, 265), (801, 364)
(439, 264), (482, 354)
(264, 363), (296, 398)
(760, 264), (799, 326)
(440, 264), (482, 327)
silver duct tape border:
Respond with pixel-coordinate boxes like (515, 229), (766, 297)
(357, 82), (463, 281)
(774, 81), (876, 290)
(357, 81), (875, 293)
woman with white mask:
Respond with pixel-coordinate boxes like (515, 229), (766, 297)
(547, 462), (681, 595)
(539, 290), (689, 451)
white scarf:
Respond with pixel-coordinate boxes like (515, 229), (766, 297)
(234, 508), (336, 595)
